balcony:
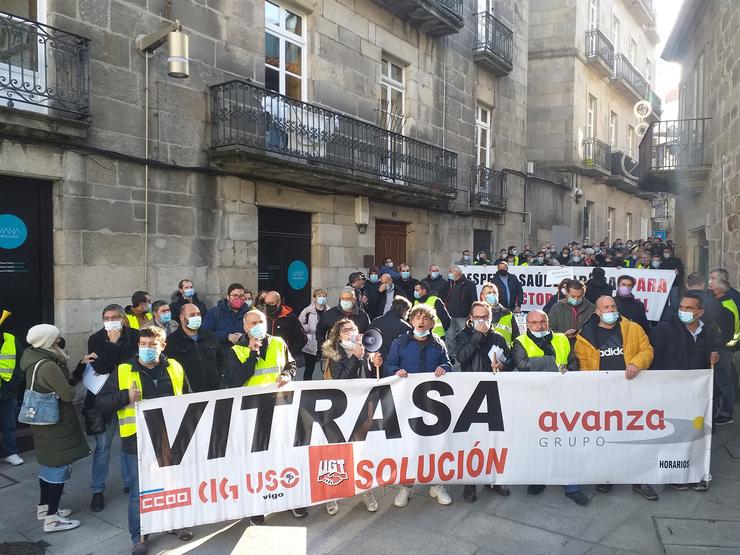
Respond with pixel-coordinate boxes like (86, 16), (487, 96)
(582, 137), (611, 176)
(625, 0), (656, 25)
(371, 0), (463, 37)
(611, 54), (649, 103)
(645, 25), (660, 44)
(473, 12), (513, 76)
(638, 118), (711, 194)
(210, 80), (458, 205)
(0, 11), (89, 121)
(470, 166), (506, 214)
(646, 89), (662, 123)
(604, 149), (644, 195)
(585, 29), (614, 78)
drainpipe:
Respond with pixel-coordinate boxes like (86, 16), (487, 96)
(720, 154), (726, 268)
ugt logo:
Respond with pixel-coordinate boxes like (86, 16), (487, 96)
(309, 444), (355, 503)
(317, 459), (349, 486)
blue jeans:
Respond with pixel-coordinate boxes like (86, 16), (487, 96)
(714, 350), (736, 419)
(91, 423), (114, 493)
(125, 451), (140, 543)
(0, 395), (18, 456)
(564, 485), (582, 494)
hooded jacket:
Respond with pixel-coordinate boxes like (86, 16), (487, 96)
(614, 294), (651, 335)
(169, 292), (208, 322)
(383, 331), (452, 376)
(548, 297), (596, 334)
(266, 304), (308, 357)
(298, 303), (330, 355)
(575, 316), (654, 371)
(321, 341), (372, 379)
(202, 298), (251, 348)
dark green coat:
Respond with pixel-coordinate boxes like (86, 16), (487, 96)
(19, 347), (90, 468)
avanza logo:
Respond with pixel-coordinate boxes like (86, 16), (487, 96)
(140, 487), (191, 513)
(309, 444), (355, 503)
(317, 459), (349, 486)
(538, 409), (666, 432)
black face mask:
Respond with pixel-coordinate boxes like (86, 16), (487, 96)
(498, 269), (508, 276)
(265, 304), (280, 316)
(57, 337), (66, 349)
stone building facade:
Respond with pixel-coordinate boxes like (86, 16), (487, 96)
(641, 0), (740, 280)
(526, 0), (660, 245)
(0, 0), (536, 356)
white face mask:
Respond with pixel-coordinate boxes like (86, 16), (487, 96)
(340, 340), (356, 351)
(104, 320), (123, 331)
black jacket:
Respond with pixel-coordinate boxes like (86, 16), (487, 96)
(169, 292), (208, 322)
(445, 277), (478, 318)
(96, 354), (191, 454)
(455, 323), (512, 372)
(369, 309), (413, 362)
(321, 342), (373, 379)
(425, 275), (450, 298)
(512, 331), (580, 372)
(660, 257), (684, 286)
(266, 305), (308, 357)
(693, 290), (733, 347)
(398, 278), (419, 302)
(585, 278), (614, 305)
(316, 306), (370, 347)
(225, 335), (297, 387)
(492, 273), (524, 310)
(615, 295), (651, 335)
(164, 327), (224, 392)
(650, 316), (713, 370)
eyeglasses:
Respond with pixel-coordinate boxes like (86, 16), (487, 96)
(229, 293), (246, 299)
(340, 328), (355, 334)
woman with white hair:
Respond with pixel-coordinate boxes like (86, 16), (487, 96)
(19, 324), (91, 533)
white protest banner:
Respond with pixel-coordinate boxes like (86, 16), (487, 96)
(461, 265), (676, 320)
(137, 370), (711, 534)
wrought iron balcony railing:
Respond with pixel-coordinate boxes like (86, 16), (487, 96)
(613, 54), (649, 99)
(470, 166), (506, 209)
(585, 29), (614, 70)
(583, 137), (611, 171)
(434, 0), (463, 16)
(210, 80), (457, 193)
(0, 11), (90, 119)
(371, 0), (463, 36)
(638, 118), (710, 172)
(474, 12), (513, 75)
(648, 89), (662, 117)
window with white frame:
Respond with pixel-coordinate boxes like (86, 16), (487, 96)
(628, 37), (637, 63)
(587, 94), (597, 138)
(264, 0), (305, 100)
(588, 0), (599, 29)
(693, 53), (704, 118)
(609, 111), (618, 147)
(645, 58), (652, 84)
(380, 57), (405, 134)
(476, 104), (491, 167)
(607, 207), (615, 244)
(640, 216), (649, 239)
(611, 16), (620, 51)
(625, 212), (632, 240)
(627, 124), (635, 157)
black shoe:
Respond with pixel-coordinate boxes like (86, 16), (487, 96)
(715, 416), (734, 426)
(632, 484), (659, 501)
(492, 485), (510, 496)
(250, 515), (265, 525)
(693, 480), (709, 491)
(124, 486), (130, 494)
(670, 483), (689, 491)
(91, 492), (104, 512)
(527, 485), (546, 495)
(291, 507), (308, 518)
(595, 484), (613, 493)
(565, 491), (589, 506)
(463, 485), (477, 502)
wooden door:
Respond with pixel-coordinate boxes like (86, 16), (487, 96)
(375, 220), (407, 267)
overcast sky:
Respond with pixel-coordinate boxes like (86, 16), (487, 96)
(654, 0), (684, 116)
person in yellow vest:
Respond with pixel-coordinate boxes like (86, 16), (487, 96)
(96, 326), (192, 555)
(709, 276), (739, 426)
(225, 309), (304, 525)
(512, 310), (586, 506)
(413, 281), (451, 340)
(0, 311), (25, 466)
(124, 291), (153, 330)
(479, 282), (520, 346)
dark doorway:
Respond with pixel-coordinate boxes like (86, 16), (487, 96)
(0, 176), (54, 340)
(258, 207), (312, 312)
(375, 220), (407, 267)
(473, 229), (492, 260)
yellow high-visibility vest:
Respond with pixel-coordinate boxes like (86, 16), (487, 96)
(232, 336), (288, 386)
(126, 312), (153, 330)
(516, 333), (570, 366)
(493, 312), (514, 346)
(414, 296), (445, 338)
(721, 299), (740, 347)
(0, 332), (16, 382)
(116, 359), (184, 438)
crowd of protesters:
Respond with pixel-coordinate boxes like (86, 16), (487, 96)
(1, 236), (738, 555)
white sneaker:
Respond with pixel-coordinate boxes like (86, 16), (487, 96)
(325, 500), (339, 515)
(363, 490), (378, 512)
(37, 505), (72, 520)
(429, 485), (452, 505)
(43, 514), (80, 532)
(394, 486), (414, 507)
(4, 454), (23, 466)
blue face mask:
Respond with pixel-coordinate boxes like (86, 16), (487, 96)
(340, 300), (354, 311)
(159, 312), (172, 324)
(463, 255), (471, 262)
(430, 271), (440, 279)
(600, 311), (619, 325)
(678, 310), (696, 324)
(183, 288), (195, 298)
(531, 330), (550, 339)
(139, 347), (158, 364)
(316, 296), (327, 305)
(249, 323), (267, 340)
(245, 299), (253, 308)
(567, 297), (583, 306)
(448, 273), (454, 281)
(413, 329), (430, 338)
(401, 271), (410, 280)
(485, 293), (498, 305)
(414, 290), (422, 299)
(146, 303), (153, 313)
(186, 315), (202, 330)
(369, 274), (379, 283)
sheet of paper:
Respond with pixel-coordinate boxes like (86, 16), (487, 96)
(82, 363), (109, 395)
(546, 267), (574, 285)
(488, 344), (507, 363)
